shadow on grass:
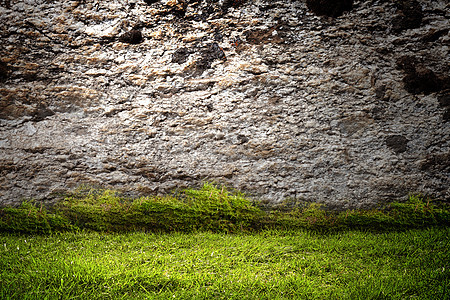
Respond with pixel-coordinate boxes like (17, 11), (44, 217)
(1, 183), (449, 234)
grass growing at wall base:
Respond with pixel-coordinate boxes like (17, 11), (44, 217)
(56, 183), (261, 233)
(1, 184), (449, 299)
(0, 183), (449, 234)
(0, 201), (76, 234)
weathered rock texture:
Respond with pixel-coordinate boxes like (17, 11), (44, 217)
(0, 0), (449, 208)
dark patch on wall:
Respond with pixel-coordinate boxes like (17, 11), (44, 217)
(392, 0), (423, 33)
(438, 92), (450, 122)
(420, 152), (450, 172)
(119, 30), (143, 44)
(188, 42), (226, 76)
(222, 0), (246, 12)
(396, 56), (443, 95)
(403, 66), (442, 95)
(306, 0), (353, 18)
(422, 28), (449, 43)
(237, 134), (249, 144)
(438, 93), (450, 108)
(443, 108), (450, 122)
(396, 55), (417, 73)
(144, 0), (159, 5)
(374, 85), (387, 100)
(385, 135), (408, 154)
(32, 104), (55, 122)
(172, 47), (191, 64)
(0, 61), (8, 82)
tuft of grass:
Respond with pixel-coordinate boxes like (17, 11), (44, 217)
(339, 194), (450, 230)
(0, 201), (75, 234)
(260, 194), (449, 232)
(55, 183), (262, 233)
(0, 184), (449, 234)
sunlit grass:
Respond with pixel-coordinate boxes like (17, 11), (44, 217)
(1, 228), (449, 299)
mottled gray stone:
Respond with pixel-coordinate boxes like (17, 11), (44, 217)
(0, 0), (449, 208)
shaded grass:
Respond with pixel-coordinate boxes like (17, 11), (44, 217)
(1, 183), (449, 234)
(56, 183), (260, 233)
(0, 228), (449, 299)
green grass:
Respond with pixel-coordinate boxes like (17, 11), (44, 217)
(0, 184), (449, 299)
(1, 228), (449, 299)
(1, 183), (449, 234)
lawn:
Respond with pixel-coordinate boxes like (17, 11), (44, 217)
(1, 227), (449, 299)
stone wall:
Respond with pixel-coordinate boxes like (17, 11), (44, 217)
(0, 0), (449, 208)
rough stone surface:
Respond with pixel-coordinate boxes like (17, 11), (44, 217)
(0, 0), (449, 209)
